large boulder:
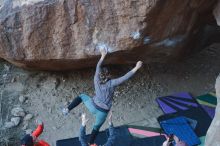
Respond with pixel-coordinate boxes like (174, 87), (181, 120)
(205, 2), (220, 143)
(214, 0), (220, 26)
(0, 0), (217, 70)
(205, 76), (220, 146)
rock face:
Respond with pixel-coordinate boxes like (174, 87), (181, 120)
(205, 2), (220, 144)
(0, 0), (217, 70)
(214, 0), (220, 26)
(205, 76), (220, 146)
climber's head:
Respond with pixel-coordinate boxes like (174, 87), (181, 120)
(99, 67), (111, 84)
(21, 134), (34, 146)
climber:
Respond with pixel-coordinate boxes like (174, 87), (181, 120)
(79, 112), (116, 146)
(162, 134), (188, 146)
(62, 45), (143, 144)
(21, 119), (50, 146)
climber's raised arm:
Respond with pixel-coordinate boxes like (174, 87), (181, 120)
(94, 47), (107, 84)
(111, 61), (143, 86)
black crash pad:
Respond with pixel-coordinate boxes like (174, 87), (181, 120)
(56, 126), (132, 146)
(131, 135), (166, 146)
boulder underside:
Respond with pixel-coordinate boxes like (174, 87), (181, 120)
(0, 0), (218, 70)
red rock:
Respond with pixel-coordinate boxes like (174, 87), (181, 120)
(0, 0), (217, 70)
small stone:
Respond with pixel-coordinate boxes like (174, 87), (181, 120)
(22, 122), (29, 130)
(11, 77), (16, 83)
(52, 93), (56, 96)
(64, 101), (69, 106)
(19, 95), (26, 103)
(2, 74), (7, 78)
(11, 117), (21, 126)
(25, 99), (29, 104)
(4, 64), (10, 71)
(48, 108), (52, 114)
(25, 129), (32, 134)
(23, 114), (33, 121)
(55, 115), (59, 119)
(114, 91), (120, 97)
(4, 121), (15, 129)
(11, 107), (25, 117)
(52, 126), (57, 130)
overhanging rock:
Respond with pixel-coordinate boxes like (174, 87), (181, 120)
(0, 0), (218, 70)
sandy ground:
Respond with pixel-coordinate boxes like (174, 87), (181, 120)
(0, 44), (220, 146)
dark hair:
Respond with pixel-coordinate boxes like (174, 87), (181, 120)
(99, 67), (111, 84)
(21, 134), (34, 146)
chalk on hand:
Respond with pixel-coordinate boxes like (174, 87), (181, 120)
(97, 43), (108, 53)
(131, 31), (140, 40)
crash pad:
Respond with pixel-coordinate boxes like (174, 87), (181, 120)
(156, 92), (199, 114)
(131, 135), (166, 146)
(157, 107), (212, 137)
(196, 93), (217, 118)
(159, 116), (200, 146)
(56, 126), (132, 146)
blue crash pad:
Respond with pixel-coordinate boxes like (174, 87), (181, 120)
(159, 116), (200, 146)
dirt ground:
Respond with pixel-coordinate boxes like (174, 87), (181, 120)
(0, 44), (220, 146)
